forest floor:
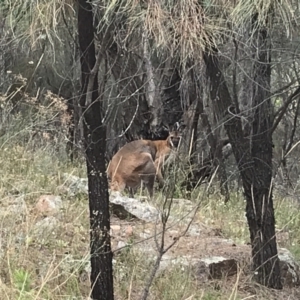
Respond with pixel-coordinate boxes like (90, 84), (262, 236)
(107, 195), (300, 300)
(0, 131), (300, 299)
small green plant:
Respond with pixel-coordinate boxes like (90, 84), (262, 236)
(13, 268), (32, 296)
(202, 291), (222, 300)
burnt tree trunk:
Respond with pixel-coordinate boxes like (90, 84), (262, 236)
(279, 97), (300, 188)
(281, 115), (290, 185)
(77, 1), (114, 299)
(203, 16), (282, 288)
(246, 14), (281, 288)
(200, 110), (230, 203)
(180, 65), (230, 201)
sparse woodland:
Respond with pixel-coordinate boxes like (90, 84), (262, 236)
(1, 0), (300, 299)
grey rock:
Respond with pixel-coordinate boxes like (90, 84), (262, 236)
(33, 216), (58, 238)
(62, 174), (160, 222)
(117, 241), (127, 250)
(187, 225), (202, 236)
(110, 191), (160, 222)
(196, 256), (238, 279)
(139, 232), (149, 239)
(278, 247), (300, 287)
(62, 173), (88, 196)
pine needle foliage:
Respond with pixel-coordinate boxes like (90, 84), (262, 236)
(0, 0), (75, 47)
(231, 0), (297, 34)
(92, 0), (298, 63)
(1, 0), (298, 60)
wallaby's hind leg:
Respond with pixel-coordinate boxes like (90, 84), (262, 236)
(128, 187), (134, 198)
(127, 186), (138, 198)
(144, 175), (155, 198)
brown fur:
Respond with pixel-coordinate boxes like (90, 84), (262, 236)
(107, 131), (181, 198)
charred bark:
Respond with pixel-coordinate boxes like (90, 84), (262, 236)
(180, 63), (230, 201)
(246, 14), (281, 288)
(200, 111), (230, 203)
(78, 1), (114, 299)
(202, 17), (282, 288)
(276, 93), (300, 188)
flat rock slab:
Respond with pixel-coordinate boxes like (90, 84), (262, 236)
(62, 173), (88, 196)
(278, 248), (300, 287)
(195, 256), (238, 279)
(110, 192), (160, 222)
(61, 173), (300, 287)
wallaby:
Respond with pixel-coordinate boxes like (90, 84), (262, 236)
(107, 124), (182, 198)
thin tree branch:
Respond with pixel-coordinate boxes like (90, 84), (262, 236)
(286, 98), (300, 153)
(232, 36), (240, 112)
(85, 50), (103, 106)
(272, 86), (300, 134)
(271, 79), (296, 97)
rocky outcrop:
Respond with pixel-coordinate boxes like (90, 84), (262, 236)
(60, 173), (300, 287)
(278, 248), (300, 287)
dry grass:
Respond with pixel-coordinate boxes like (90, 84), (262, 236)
(231, 0), (296, 32)
(1, 0), (75, 45)
(0, 92), (299, 299)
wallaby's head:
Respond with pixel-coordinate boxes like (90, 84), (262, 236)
(166, 122), (184, 148)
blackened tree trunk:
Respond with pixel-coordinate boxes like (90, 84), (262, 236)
(200, 110), (230, 203)
(203, 16), (282, 289)
(246, 14), (281, 288)
(77, 1), (114, 299)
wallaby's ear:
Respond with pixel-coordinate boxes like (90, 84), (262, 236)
(172, 121), (185, 132)
(170, 122), (178, 132)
